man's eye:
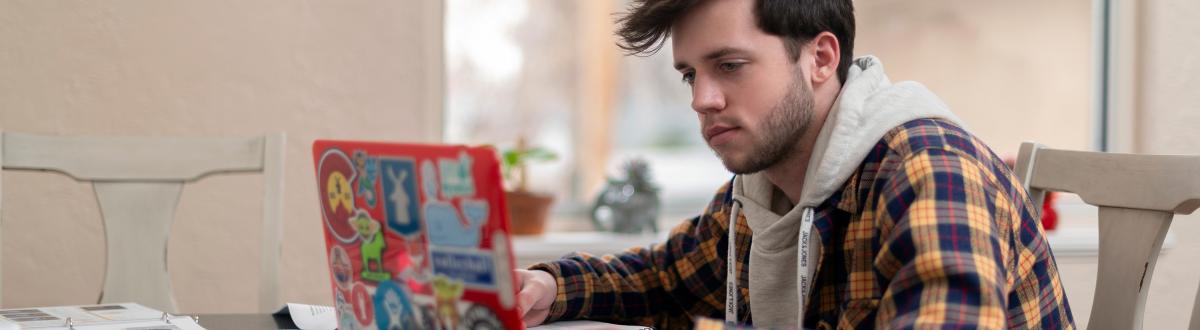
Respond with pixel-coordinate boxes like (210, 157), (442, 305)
(681, 72), (695, 86)
(719, 62), (743, 72)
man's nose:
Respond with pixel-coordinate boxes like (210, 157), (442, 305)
(691, 78), (726, 113)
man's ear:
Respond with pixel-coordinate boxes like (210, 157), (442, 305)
(806, 31), (841, 85)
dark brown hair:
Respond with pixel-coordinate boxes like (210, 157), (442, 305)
(616, 0), (856, 83)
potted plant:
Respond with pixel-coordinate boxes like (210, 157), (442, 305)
(500, 137), (558, 235)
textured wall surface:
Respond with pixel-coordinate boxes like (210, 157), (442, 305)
(0, 0), (443, 312)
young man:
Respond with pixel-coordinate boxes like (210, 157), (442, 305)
(516, 0), (1075, 328)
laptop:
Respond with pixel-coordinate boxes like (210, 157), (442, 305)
(312, 140), (521, 330)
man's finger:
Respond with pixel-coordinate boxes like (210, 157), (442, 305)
(523, 309), (549, 327)
(517, 285), (537, 315)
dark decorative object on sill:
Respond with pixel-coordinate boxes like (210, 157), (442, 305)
(591, 158), (661, 234)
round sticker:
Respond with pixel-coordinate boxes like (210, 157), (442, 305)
(373, 280), (417, 330)
(318, 148), (360, 243)
(329, 246), (354, 291)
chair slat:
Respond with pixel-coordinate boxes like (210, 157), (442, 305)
(1026, 147), (1200, 214)
(2, 133), (264, 181)
(1089, 207), (1173, 330)
(94, 182), (183, 312)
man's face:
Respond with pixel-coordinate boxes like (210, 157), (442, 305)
(671, 0), (815, 174)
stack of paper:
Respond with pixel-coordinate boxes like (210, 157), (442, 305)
(0, 303), (202, 330)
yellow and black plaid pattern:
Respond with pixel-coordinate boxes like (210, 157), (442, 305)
(531, 119), (1074, 329)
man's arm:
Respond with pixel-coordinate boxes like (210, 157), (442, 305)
(872, 147), (1013, 328)
(518, 184), (738, 328)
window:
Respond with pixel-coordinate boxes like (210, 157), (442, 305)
(446, 0), (1100, 222)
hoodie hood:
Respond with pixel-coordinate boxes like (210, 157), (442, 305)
(726, 56), (964, 328)
(735, 55), (964, 209)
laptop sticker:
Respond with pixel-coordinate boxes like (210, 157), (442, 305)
(430, 248), (496, 289)
(329, 245), (354, 292)
(421, 160), (439, 200)
(432, 275), (466, 330)
(400, 234), (429, 279)
(318, 149), (360, 244)
(379, 158), (421, 236)
(350, 283), (376, 328)
(335, 291), (358, 330)
(439, 151), (476, 198)
(350, 209), (391, 282)
(373, 280), (418, 329)
(491, 232), (516, 309)
(353, 150), (380, 208)
(425, 201), (485, 248)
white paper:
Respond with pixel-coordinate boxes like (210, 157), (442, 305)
(70, 316), (204, 330)
(530, 320), (652, 330)
(0, 303), (203, 330)
(278, 303), (337, 330)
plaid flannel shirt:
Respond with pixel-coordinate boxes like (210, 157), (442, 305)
(530, 119), (1075, 329)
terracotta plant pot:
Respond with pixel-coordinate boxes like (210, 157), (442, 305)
(505, 190), (554, 235)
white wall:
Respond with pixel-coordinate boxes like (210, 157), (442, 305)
(1055, 0), (1200, 328)
(0, 0), (443, 313)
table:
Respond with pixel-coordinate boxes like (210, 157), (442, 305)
(193, 314), (297, 330)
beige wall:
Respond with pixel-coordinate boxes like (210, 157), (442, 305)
(855, 0), (1095, 156)
(0, 1), (443, 312)
(1055, 0), (1200, 328)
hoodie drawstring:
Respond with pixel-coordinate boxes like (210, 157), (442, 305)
(725, 200), (817, 328)
(725, 199), (742, 324)
(797, 207), (815, 328)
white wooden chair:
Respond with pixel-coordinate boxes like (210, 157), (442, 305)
(0, 132), (285, 313)
(1014, 142), (1200, 330)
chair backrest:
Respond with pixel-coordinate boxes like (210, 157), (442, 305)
(1014, 142), (1200, 330)
(0, 131), (285, 313)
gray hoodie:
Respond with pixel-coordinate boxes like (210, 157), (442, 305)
(725, 56), (964, 327)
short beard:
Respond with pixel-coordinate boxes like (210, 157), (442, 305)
(718, 71), (815, 174)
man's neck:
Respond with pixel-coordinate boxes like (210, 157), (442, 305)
(762, 141), (814, 206)
(762, 83), (839, 205)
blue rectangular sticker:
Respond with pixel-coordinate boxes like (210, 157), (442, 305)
(430, 250), (495, 287)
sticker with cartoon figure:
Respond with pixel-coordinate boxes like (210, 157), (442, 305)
(329, 245), (354, 291)
(439, 151), (476, 198)
(353, 150), (380, 208)
(318, 149), (359, 244)
(373, 280), (417, 330)
(433, 275), (465, 330)
(380, 158), (421, 236)
(350, 209), (391, 282)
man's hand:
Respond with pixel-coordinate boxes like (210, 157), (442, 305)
(516, 269), (557, 327)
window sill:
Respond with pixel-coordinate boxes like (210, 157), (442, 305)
(511, 203), (1178, 267)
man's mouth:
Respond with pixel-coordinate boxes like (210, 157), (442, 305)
(704, 125), (738, 144)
